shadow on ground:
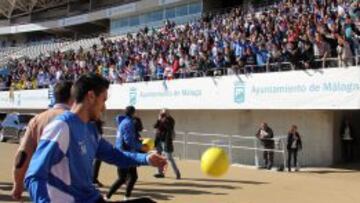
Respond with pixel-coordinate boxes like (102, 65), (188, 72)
(138, 181), (240, 189)
(99, 180), (231, 201)
(301, 162), (360, 174)
(99, 188), (173, 201)
(301, 170), (360, 174)
(180, 178), (268, 185)
(129, 187), (226, 201)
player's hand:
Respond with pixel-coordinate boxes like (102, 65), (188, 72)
(11, 183), (23, 201)
(147, 152), (167, 170)
(141, 144), (150, 153)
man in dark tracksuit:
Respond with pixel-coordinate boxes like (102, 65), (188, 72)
(256, 122), (275, 170)
(106, 106), (149, 201)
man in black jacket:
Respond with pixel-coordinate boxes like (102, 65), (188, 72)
(153, 109), (181, 179)
(287, 125), (302, 172)
(340, 118), (355, 162)
(256, 122), (275, 170)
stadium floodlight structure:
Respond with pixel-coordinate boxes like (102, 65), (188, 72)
(0, 0), (67, 19)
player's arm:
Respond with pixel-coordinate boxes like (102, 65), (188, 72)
(24, 120), (70, 203)
(96, 138), (166, 168)
(12, 118), (37, 200)
(96, 137), (147, 167)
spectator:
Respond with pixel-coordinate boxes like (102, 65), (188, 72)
(242, 47), (257, 73)
(314, 33), (331, 68)
(269, 44), (284, 71)
(301, 41), (315, 69)
(172, 55), (180, 78)
(2, 0), (359, 86)
(255, 43), (270, 72)
(337, 36), (354, 67)
(284, 42), (302, 69)
(344, 15), (360, 54)
(154, 109), (181, 179)
(340, 118), (355, 162)
(255, 122), (275, 170)
(0, 76), (6, 91)
(287, 125), (302, 172)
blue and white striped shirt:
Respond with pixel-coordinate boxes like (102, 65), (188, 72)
(25, 111), (148, 203)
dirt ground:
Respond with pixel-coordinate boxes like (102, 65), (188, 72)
(1, 142), (360, 203)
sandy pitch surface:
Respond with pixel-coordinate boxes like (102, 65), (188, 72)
(1, 142), (360, 203)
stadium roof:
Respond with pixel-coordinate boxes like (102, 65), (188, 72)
(0, 0), (67, 19)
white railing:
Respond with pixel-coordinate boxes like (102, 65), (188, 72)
(102, 126), (288, 169)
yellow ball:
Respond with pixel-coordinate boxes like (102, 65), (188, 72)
(201, 147), (229, 177)
(142, 138), (155, 151)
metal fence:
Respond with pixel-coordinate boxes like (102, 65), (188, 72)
(102, 127), (288, 169)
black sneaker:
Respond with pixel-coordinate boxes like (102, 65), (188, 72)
(154, 174), (165, 178)
(176, 174), (181, 180)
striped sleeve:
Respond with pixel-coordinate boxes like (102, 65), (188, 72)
(25, 120), (72, 203)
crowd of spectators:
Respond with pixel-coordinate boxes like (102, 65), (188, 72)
(0, 0), (359, 91)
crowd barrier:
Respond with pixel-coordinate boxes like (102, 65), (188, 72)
(102, 126), (290, 169)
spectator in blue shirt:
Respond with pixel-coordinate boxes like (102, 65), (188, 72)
(256, 44), (270, 72)
(233, 38), (246, 59)
(134, 61), (145, 81)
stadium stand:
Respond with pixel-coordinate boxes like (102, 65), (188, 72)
(0, 0), (359, 90)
